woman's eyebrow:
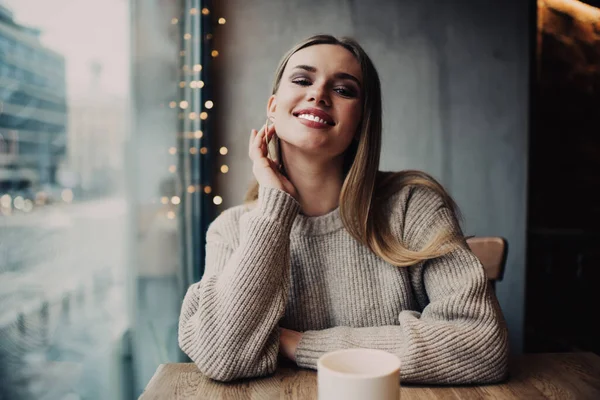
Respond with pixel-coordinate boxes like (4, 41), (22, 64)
(291, 65), (361, 87)
(292, 64), (317, 73)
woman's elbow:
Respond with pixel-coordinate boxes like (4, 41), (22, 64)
(180, 342), (275, 382)
(180, 344), (237, 381)
(194, 355), (245, 382)
(472, 324), (510, 384)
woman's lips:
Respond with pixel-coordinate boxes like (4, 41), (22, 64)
(293, 108), (335, 126)
(296, 116), (332, 129)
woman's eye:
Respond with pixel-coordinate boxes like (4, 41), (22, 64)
(292, 79), (311, 86)
(334, 87), (356, 97)
(291, 78), (357, 98)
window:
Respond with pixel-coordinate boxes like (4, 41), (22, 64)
(0, 1), (214, 397)
(0, 2), (134, 399)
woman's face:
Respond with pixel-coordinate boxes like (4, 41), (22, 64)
(268, 44), (363, 160)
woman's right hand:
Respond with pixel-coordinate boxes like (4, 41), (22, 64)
(249, 123), (298, 200)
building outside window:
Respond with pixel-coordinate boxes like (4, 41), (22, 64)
(0, 0), (211, 398)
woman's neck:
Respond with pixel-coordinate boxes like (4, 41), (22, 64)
(283, 153), (344, 217)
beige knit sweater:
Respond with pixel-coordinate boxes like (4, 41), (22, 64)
(178, 184), (509, 383)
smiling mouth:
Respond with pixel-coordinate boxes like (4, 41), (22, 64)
(292, 112), (335, 126)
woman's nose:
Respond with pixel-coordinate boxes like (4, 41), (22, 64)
(307, 85), (330, 107)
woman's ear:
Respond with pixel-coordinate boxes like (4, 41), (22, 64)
(267, 95), (277, 118)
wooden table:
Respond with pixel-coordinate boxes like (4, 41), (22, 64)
(140, 352), (600, 399)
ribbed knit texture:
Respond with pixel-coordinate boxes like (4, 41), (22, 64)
(178, 185), (509, 383)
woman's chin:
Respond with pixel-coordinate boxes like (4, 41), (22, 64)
(287, 138), (330, 153)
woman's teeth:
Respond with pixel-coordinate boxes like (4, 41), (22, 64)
(298, 114), (329, 125)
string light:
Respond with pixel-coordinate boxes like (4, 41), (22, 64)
(160, 7), (227, 216)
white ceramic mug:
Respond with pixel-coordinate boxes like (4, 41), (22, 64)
(317, 348), (401, 400)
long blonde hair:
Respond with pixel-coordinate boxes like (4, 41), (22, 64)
(244, 35), (462, 266)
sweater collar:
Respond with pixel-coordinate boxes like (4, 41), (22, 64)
(291, 206), (344, 236)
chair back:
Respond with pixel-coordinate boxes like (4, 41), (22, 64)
(466, 236), (508, 284)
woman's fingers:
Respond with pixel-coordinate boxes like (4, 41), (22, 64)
(248, 129), (258, 160)
(259, 125), (271, 155)
(249, 125), (268, 161)
(248, 121), (297, 199)
(249, 122), (277, 159)
(248, 129), (256, 152)
(249, 124), (276, 166)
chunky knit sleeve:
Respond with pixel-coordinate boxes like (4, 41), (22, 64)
(295, 186), (509, 384)
(178, 186), (300, 382)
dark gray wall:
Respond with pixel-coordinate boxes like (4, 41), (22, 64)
(213, 0), (529, 353)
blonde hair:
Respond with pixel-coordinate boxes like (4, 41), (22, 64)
(244, 34), (462, 266)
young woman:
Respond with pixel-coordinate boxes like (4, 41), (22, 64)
(178, 34), (509, 384)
